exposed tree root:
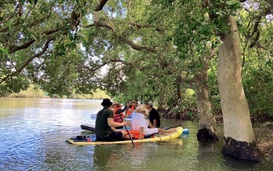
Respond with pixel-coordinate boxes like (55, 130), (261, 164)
(222, 137), (263, 162)
(197, 128), (219, 142)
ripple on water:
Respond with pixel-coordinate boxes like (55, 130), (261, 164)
(1, 99), (273, 171)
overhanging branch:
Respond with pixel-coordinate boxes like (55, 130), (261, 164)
(83, 21), (157, 53)
(8, 29), (60, 53)
(95, 0), (108, 11)
(0, 38), (53, 84)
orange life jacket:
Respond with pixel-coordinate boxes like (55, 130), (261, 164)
(113, 108), (124, 123)
(128, 130), (155, 139)
(128, 130), (143, 139)
(126, 104), (135, 116)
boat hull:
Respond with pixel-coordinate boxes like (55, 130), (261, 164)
(80, 124), (95, 131)
(67, 126), (183, 145)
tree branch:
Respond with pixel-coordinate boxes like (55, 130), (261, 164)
(9, 40), (36, 53)
(129, 23), (162, 32)
(95, 0), (108, 11)
(83, 21), (157, 53)
(83, 22), (114, 30)
(42, 29), (60, 35)
(8, 29), (60, 53)
(117, 35), (157, 53)
(0, 39), (53, 84)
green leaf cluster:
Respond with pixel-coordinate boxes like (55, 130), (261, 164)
(1, 0), (273, 120)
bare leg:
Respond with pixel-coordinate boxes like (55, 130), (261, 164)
(120, 130), (134, 139)
(158, 128), (176, 133)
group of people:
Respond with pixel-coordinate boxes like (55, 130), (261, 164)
(95, 98), (176, 142)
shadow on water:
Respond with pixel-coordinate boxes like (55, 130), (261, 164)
(194, 141), (260, 171)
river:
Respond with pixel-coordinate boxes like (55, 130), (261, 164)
(0, 98), (272, 171)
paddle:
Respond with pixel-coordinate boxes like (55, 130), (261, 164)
(119, 113), (135, 147)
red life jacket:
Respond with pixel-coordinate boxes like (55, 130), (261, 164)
(113, 108), (124, 123)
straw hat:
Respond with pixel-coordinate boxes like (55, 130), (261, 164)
(147, 101), (153, 107)
(135, 105), (148, 114)
(112, 102), (122, 108)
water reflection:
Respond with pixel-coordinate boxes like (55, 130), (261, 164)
(92, 145), (124, 170)
(130, 143), (159, 169)
(0, 98), (272, 171)
(221, 154), (258, 171)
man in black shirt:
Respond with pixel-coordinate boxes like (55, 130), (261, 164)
(146, 101), (160, 128)
(95, 98), (127, 141)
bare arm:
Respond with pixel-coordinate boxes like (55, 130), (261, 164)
(148, 120), (155, 128)
(139, 127), (144, 139)
(107, 118), (126, 127)
(111, 127), (117, 132)
(152, 119), (157, 128)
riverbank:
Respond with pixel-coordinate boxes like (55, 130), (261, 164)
(5, 86), (110, 99)
(255, 126), (273, 160)
(214, 123), (273, 161)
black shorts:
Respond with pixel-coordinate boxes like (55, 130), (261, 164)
(115, 126), (123, 129)
(96, 131), (123, 142)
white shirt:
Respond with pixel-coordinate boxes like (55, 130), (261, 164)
(131, 112), (158, 135)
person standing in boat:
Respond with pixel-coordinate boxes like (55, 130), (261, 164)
(112, 102), (125, 129)
(95, 98), (128, 141)
(146, 101), (160, 128)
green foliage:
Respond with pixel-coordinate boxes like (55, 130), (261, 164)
(244, 68), (273, 117)
(0, 0), (97, 96)
(208, 62), (221, 114)
(5, 84), (109, 99)
(0, 46), (8, 55)
(8, 84), (44, 98)
(237, 2), (273, 118)
(70, 89), (110, 99)
(0, 75), (29, 96)
(1, 0), (273, 121)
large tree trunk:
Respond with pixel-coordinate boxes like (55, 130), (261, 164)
(195, 66), (218, 142)
(217, 16), (262, 162)
(193, 46), (218, 142)
(196, 84), (218, 142)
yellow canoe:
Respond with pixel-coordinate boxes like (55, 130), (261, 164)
(66, 126), (183, 145)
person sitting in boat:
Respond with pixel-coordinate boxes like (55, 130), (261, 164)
(95, 98), (130, 141)
(122, 102), (128, 112)
(112, 102), (125, 129)
(146, 101), (161, 128)
(124, 101), (136, 118)
(130, 105), (176, 139)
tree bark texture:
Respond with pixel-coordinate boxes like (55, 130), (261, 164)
(195, 79), (218, 142)
(217, 16), (262, 161)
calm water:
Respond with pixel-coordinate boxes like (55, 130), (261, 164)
(0, 98), (272, 171)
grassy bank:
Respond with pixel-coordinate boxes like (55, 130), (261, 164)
(7, 85), (110, 99)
